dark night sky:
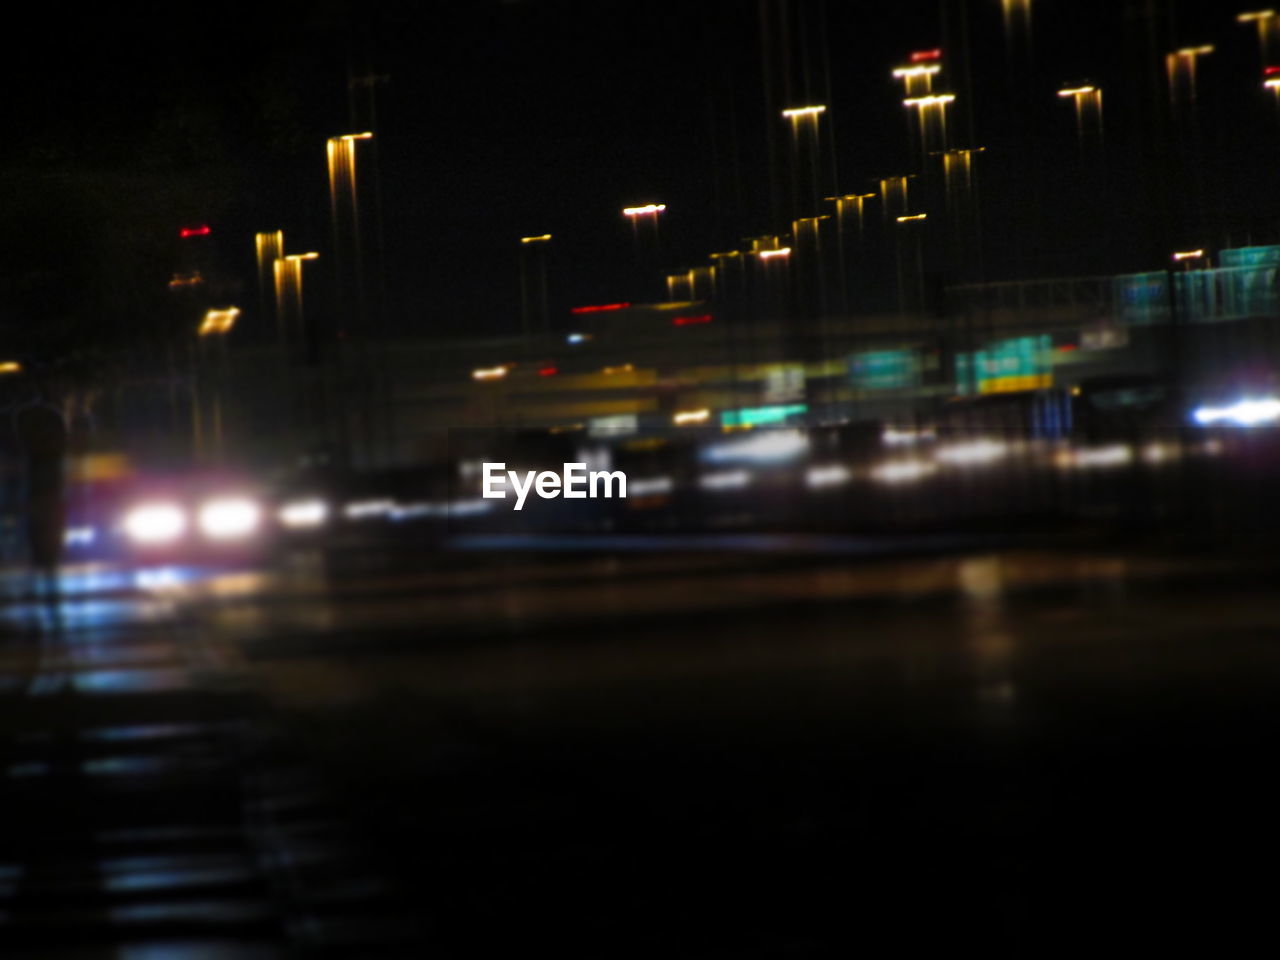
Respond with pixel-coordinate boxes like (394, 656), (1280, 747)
(2, 0), (1278, 352)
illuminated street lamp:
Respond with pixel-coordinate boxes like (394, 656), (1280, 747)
(273, 253), (320, 356)
(623, 203), (666, 300)
(1166, 46), (1214, 104)
(781, 105), (828, 218)
(1239, 10), (1279, 65)
(1001, 0), (1032, 39)
(877, 175), (914, 222)
(198, 307), (240, 337)
(894, 214), (928, 316)
(939, 147), (984, 204)
(254, 230), (284, 337)
(327, 133), (373, 340)
(825, 193), (876, 314)
(826, 193), (876, 241)
(194, 307), (240, 460)
(892, 62), (940, 98)
(1265, 73), (1280, 113)
(519, 234), (552, 338)
(904, 94), (955, 163)
(1172, 249), (1207, 270)
(1057, 84), (1103, 150)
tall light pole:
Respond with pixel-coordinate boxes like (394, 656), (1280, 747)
(878, 175), (914, 223)
(894, 214), (928, 317)
(519, 234), (552, 338)
(781, 105), (827, 219)
(1000, 0), (1033, 46)
(1057, 85), (1103, 154)
(196, 307), (239, 462)
(904, 94), (955, 168)
(326, 132), (373, 338)
(711, 250), (747, 400)
(892, 62), (940, 99)
(1239, 11), (1279, 67)
(940, 147), (984, 285)
(1166, 46), (1213, 106)
(826, 193), (875, 315)
(273, 252), (320, 359)
(755, 247), (792, 311)
(622, 203), (666, 301)
(254, 230), (284, 341)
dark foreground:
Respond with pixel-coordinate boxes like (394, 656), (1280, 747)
(2, 541), (1278, 957)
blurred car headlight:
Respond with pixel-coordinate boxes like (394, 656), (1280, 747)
(278, 498), (329, 529)
(123, 503), (187, 545)
(198, 497), (261, 540)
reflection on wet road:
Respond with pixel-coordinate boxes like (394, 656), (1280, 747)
(3, 543), (1280, 956)
(0, 564), (421, 959)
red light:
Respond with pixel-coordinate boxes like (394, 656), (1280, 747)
(673, 314), (713, 326)
(910, 48), (942, 62)
(570, 302), (631, 314)
(179, 225), (211, 238)
(1266, 65), (1280, 76)
(538, 366), (558, 377)
(1058, 344), (1077, 352)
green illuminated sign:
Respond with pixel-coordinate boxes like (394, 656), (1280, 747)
(720, 404), (808, 428)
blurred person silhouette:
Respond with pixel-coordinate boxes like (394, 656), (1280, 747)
(14, 370), (67, 612)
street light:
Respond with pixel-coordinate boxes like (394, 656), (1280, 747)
(892, 63), (940, 98)
(254, 230), (284, 337)
(1265, 73), (1280, 112)
(194, 307), (240, 461)
(903, 94), (955, 161)
(877, 175), (914, 222)
(1166, 46), (1214, 105)
(519, 234), (552, 338)
(1172, 249), (1207, 270)
(1239, 10), (1279, 65)
(198, 307), (240, 337)
(781, 105), (828, 218)
(326, 133), (373, 338)
(1057, 85), (1103, 150)
(893, 214), (928, 316)
(273, 253), (320, 355)
(623, 203), (666, 300)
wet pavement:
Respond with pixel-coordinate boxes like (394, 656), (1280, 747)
(0, 569), (423, 958)
(3, 543), (1279, 956)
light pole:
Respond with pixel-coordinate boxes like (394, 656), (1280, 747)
(892, 62), (940, 99)
(826, 193), (875, 316)
(781, 105), (827, 219)
(903, 94), (955, 168)
(196, 307), (239, 462)
(1057, 85), (1103, 153)
(711, 250), (748, 405)
(755, 246), (793, 377)
(519, 234), (552, 338)
(254, 230), (284, 341)
(273, 252), (320, 361)
(1000, 0), (1032, 45)
(622, 203), (666, 301)
(878, 175), (914, 223)
(1265, 74), (1280, 115)
(326, 133), (373, 333)
(1166, 46), (1213, 106)
(894, 214), (928, 317)
(1239, 11), (1279, 66)
(939, 147), (985, 285)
